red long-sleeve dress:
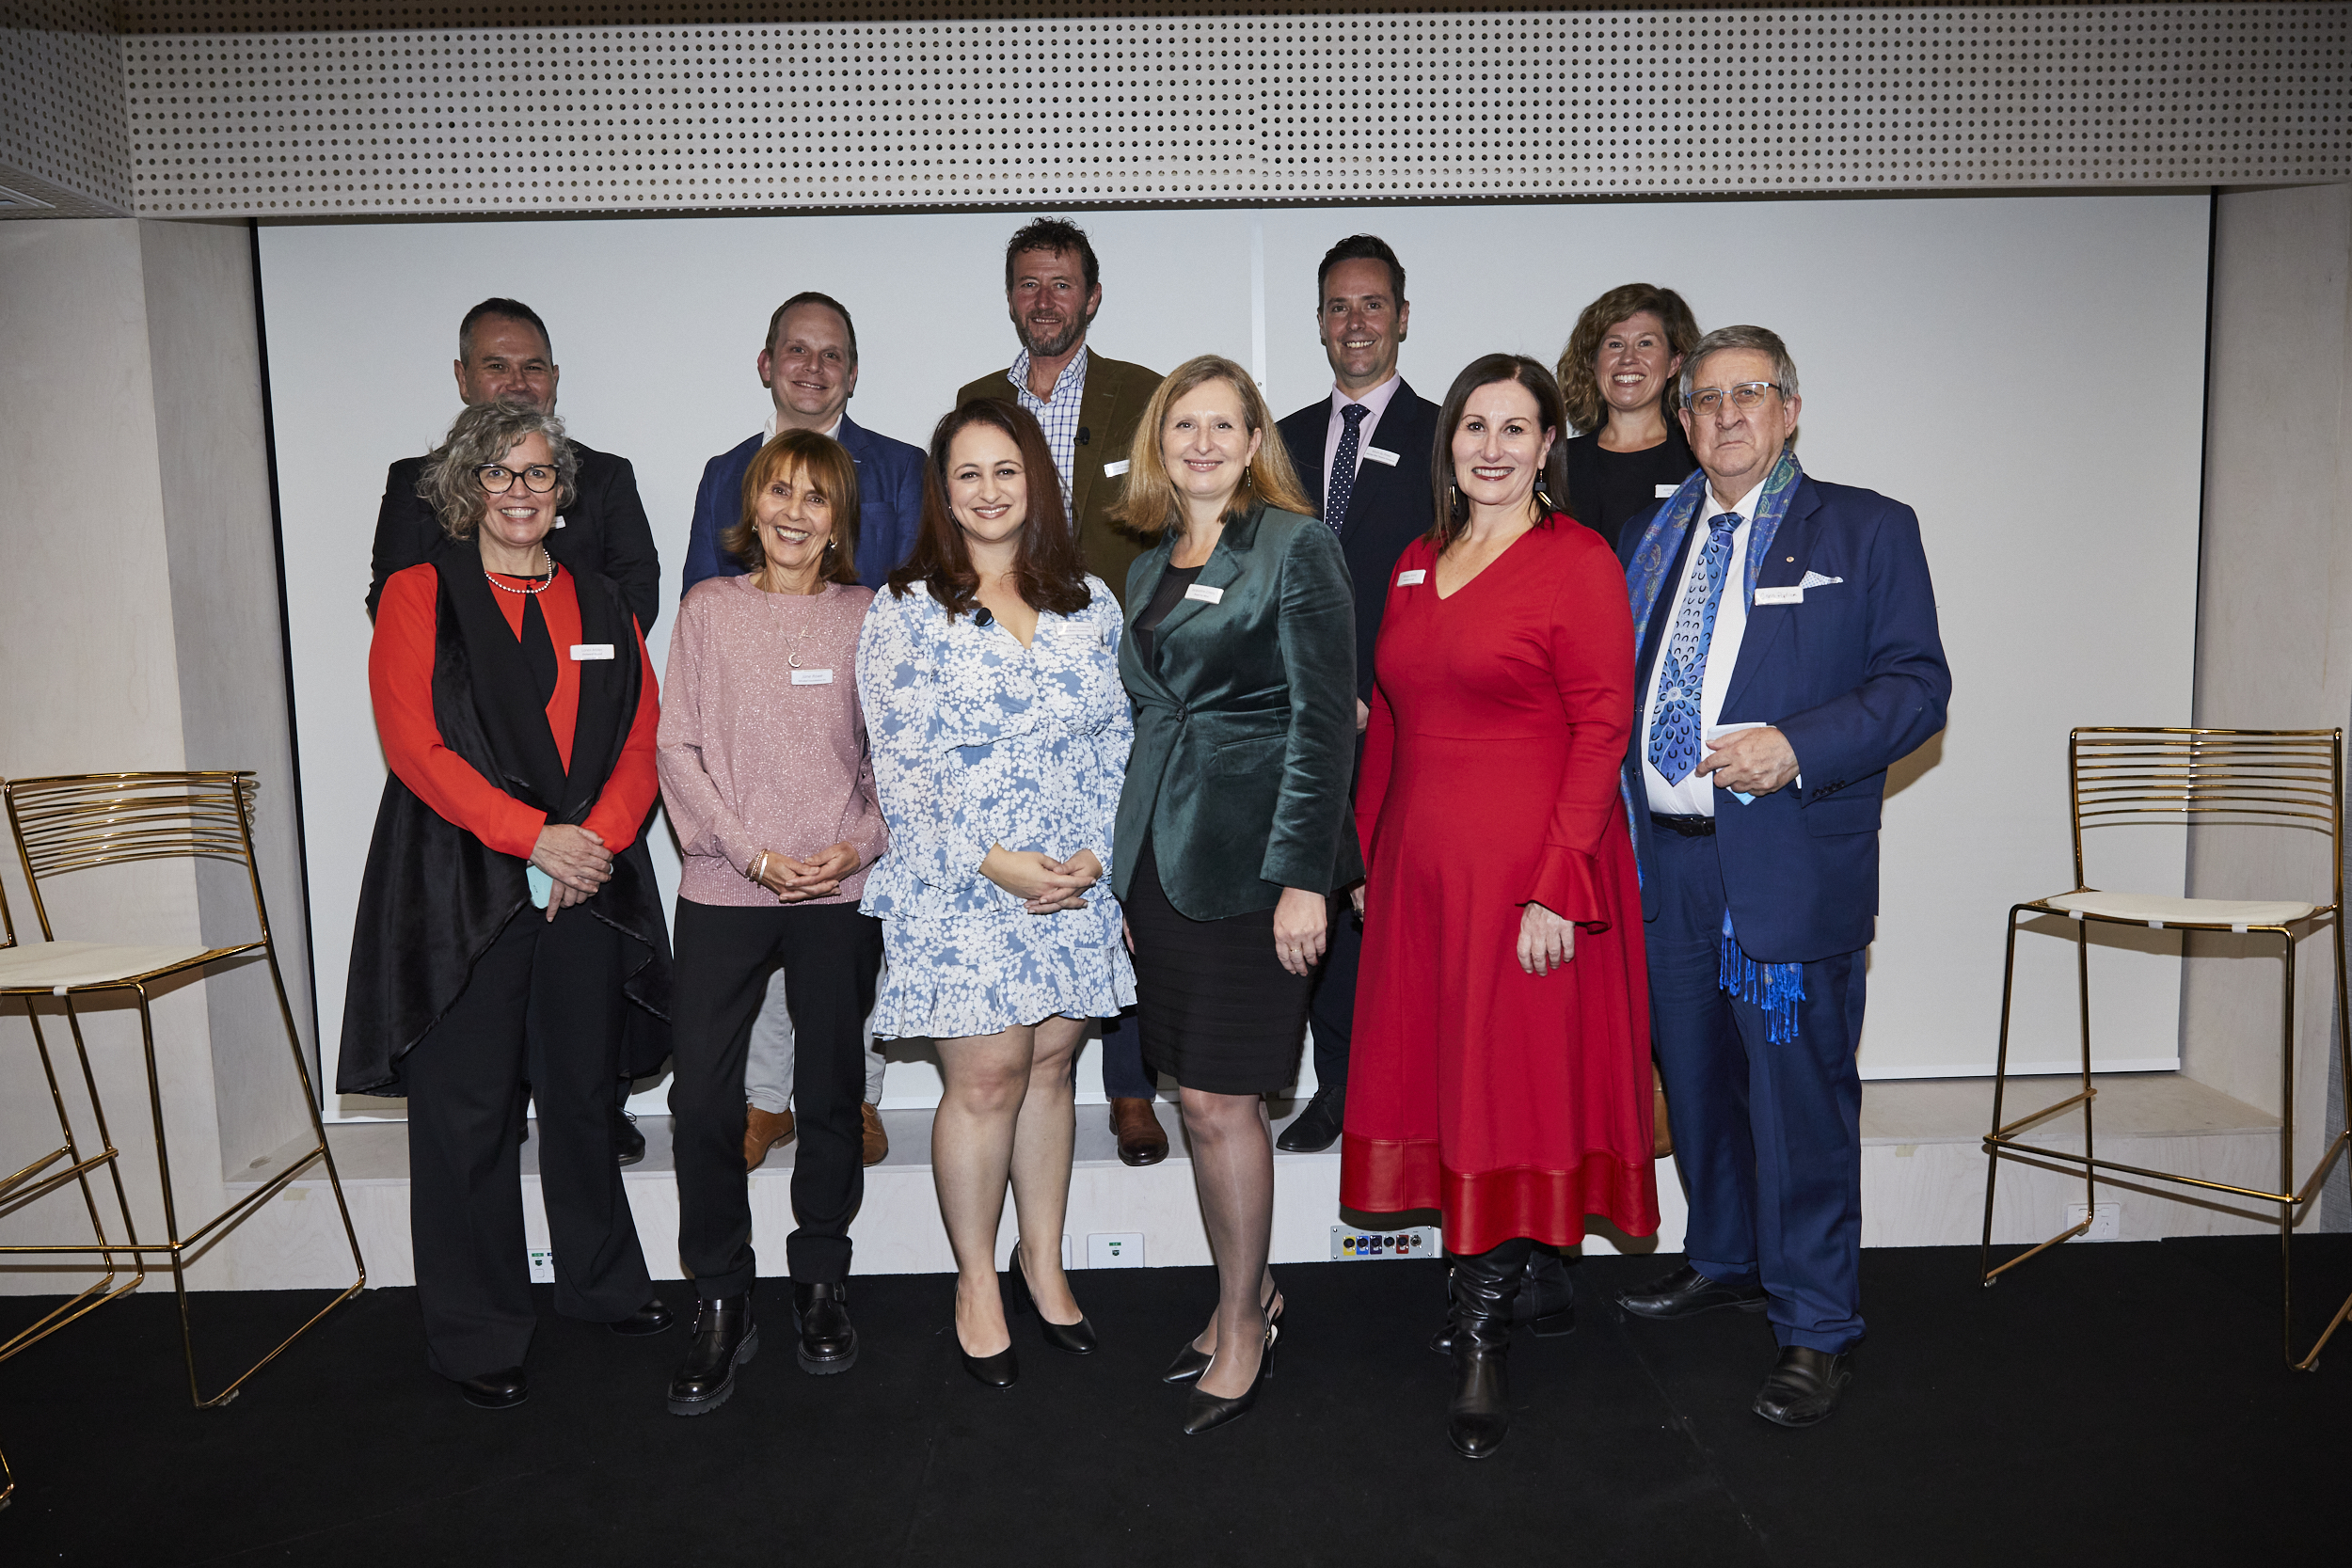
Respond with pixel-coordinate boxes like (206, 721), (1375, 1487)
(1340, 519), (1660, 1255)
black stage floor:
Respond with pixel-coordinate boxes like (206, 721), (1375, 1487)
(1, 1238), (2344, 1566)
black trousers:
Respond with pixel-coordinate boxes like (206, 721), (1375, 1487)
(403, 903), (653, 1380)
(669, 898), (882, 1295)
(1304, 895), (1363, 1092)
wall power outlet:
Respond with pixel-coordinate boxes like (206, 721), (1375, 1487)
(528, 1247), (555, 1282)
(1089, 1233), (1145, 1269)
(2063, 1202), (2122, 1242)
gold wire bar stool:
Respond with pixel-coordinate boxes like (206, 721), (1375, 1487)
(0, 771), (365, 1407)
(1978, 728), (2350, 1369)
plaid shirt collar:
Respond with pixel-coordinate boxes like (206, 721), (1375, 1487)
(1007, 343), (1090, 501)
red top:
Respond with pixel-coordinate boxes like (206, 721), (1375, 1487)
(370, 562), (660, 860)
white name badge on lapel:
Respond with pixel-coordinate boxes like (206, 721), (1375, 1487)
(553, 516), (568, 529)
(1396, 569), (1427, 586)
(790, 668), (835, 685)
(1655, 483), (1680, 499)
(1184, 583), (1225, 605)
(1754, 586), (1805, 606)
(1362, 446), (1400, 467)
(569, 643), (614, 660)
(1104, 459), (1131, 478)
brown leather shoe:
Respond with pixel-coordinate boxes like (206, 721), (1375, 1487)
(860, 1101), (889, 1165)
(745, 1105), (795, 1170)
(1110, 1097), (1168, 1166)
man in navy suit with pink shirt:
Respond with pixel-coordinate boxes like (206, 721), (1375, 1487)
(1613, 325), (1950, 1429)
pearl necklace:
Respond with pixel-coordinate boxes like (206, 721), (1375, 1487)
(485, 546), (556, 595)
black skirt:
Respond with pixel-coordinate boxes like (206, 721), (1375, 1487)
(1125, 837), (1313, 1096)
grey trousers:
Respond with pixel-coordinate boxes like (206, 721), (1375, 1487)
(744, 961), (889, 1112)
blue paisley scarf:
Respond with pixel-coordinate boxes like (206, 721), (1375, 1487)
(1620, 449), (1809, 1044)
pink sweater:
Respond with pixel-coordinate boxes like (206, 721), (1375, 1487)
(657, 576), (888, 908)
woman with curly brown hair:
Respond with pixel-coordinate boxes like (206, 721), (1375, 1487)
(1554, 282), (1703, 550)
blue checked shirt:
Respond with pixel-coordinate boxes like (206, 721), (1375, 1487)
(1007, 344), (1090, 509)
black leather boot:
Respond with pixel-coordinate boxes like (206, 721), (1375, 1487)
(1446, 1239), (1531, 1460)
(1428, 1243), (1574, 1354)
(667, 1295), (757, 1417)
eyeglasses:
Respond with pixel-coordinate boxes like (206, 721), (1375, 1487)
(1684, 382), (1785, 417)
(476, 464), (559, 495)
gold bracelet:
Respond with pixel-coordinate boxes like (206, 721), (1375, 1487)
(749, 850), (771, 883)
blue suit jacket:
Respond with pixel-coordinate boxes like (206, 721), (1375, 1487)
(679, 412), (926, 594)
(1619, 472), (1951, 965)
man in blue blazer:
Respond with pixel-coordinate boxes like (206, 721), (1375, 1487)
(1613, 325), (1949, 1428)
(1272, 234), (1438, 1154)
(679, 291), (925, 596)
(678, 292), (927, 1171)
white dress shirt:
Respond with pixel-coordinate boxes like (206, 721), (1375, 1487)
(1319, 372), (1404, 518)
(1640, 476), (1767, 817)
(764, 408), (844, 442)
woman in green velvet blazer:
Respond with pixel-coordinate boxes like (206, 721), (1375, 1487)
(1109, 355), (1360, 1436)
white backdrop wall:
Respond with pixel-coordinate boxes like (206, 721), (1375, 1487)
(259, 193), (2208, 1119)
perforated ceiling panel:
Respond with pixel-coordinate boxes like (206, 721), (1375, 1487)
(106, 6), (2352, 217)
(2, 0), (135, 214)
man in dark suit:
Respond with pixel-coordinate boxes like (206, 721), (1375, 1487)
(1613, 325), (1950, 1428)
(1272, 234), (1438, 1155)
(366, 297), (665, 1169)
(679, 291), (926, 597)
(367, 298), (661, 636)
(676, 291), (925, 1176)
(957, 217), (1168, 1166)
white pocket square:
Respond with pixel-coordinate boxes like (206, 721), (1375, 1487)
(1797, 571), (1844, 590)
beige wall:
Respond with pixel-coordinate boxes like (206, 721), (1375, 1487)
(2183, 182), (2352, 1226)
(0, 217), (319, 1289)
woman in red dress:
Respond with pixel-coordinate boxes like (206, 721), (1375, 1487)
(1341, 353), (1658, 1460)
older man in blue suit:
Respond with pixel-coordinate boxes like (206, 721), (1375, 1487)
(680, 291), (927, 1171)
(1612, 325), (1950, 1428)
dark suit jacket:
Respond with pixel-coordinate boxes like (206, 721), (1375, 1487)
(1276, 382), (1440, 702)
(957, 351), (1161, 608)
(1113, 505), (1363, 922)
(368, 438), (662, 634)
(677, 413), (926, 595)
(1619, 473), (1951, 964)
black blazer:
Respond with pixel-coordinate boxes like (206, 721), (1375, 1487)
(1276, 382), (1441, 701)
(367, 438), (663, 634)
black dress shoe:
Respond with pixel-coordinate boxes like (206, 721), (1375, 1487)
(609, 1297), (673, 1337)
(1161, 1339), (1213, 1386)
(455, 1367), (529, 1410)
(1182, 1315), (1276, 1436)
(1754, 1345), (1852, 1428)
(613, 1100), (646, 1167)
(1430, 1245), (1576, 1354)
(668, 1295), (757, 1416)
(1617, 1262), (1767, 1321)
(793, 1280), (858, 1375)
(1007, 1252), (1097, 1354)
(958, 1335), (1019, 1388)
(1275, 1084), (1345, 1153)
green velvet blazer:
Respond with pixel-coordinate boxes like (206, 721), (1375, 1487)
(1113, 503), (1364, 921)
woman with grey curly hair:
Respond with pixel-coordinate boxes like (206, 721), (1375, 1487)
(338, 399), (676, 1410)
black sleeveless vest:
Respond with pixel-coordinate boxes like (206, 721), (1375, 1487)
(337, 539), (671, 1096)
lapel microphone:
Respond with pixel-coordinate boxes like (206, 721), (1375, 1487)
(1075, 426), (1091, 447)
(975, 608), (995, 627)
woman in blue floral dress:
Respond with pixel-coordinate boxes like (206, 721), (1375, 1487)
(858, 398), (1135, 1387)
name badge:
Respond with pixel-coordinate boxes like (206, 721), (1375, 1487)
(570, 643), (614, 660)
(1104, 459), (1131, 478)
(790, 668), (835, 686)
(1362, 446), (1400, 467)
(1754, 586), (1804, 606)
(1395, 569), (1426, 586)
(1655, 483), (1679, 499)
(553, 516), (568, 529)
(1184, 583), (1224, 605)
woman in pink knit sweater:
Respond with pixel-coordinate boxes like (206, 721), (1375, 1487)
(655, 428), (888, 1418)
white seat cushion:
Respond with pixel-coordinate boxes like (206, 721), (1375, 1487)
(0, 941), (221, 992)
(2043, 890), (2316, 929)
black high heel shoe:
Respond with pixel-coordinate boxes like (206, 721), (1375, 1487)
(1007, 1250), (1098, 1355)
(1182, 1308), (1278, 1436)
(954, 1278), (1019, 1389)
(1164, 1291), (1282, 1385)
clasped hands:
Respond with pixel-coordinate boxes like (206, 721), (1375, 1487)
(753, 841), (862, 903)
(531, 823), (612, 923)
(982, 845), (1104, 915)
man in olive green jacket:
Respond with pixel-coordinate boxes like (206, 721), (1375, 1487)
(956, 216), (1168, 1161)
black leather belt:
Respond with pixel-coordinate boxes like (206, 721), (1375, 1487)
(1649, 812), (1716, 838)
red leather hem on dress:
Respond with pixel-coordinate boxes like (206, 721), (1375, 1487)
(1342, 1132), (1659, 1255)
(1521, 845), (1610, 929)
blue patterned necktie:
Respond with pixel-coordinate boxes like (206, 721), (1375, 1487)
(1646, 513), (1742, 785)
(1323, 403), (1370, 532)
